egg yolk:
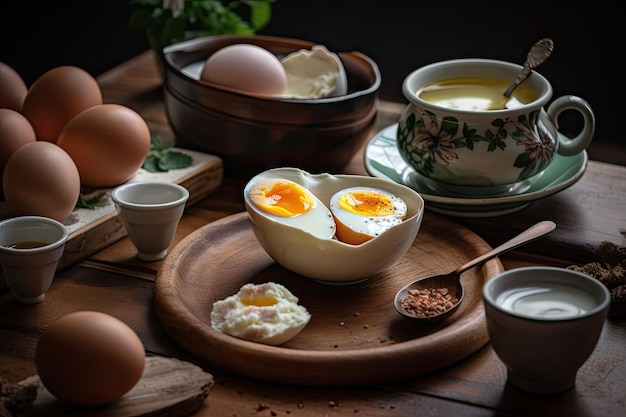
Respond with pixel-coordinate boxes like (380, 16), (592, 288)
(240, 294), (278, 307)
(330, 187), (407, 245)
(336, 190), (398, 217)
(249, 179), (316, 217)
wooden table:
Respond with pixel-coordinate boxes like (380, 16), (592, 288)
(1, 51), (625, 417)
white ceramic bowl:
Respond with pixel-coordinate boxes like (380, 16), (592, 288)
(482, 266), (610, 395)
(243, 168), (425, 284)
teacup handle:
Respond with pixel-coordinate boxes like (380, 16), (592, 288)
(547, 95), (595, 156)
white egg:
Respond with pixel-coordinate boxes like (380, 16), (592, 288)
(329, 187), (408, 245)
(247, 178), (336, 240)
(200, 44), (287, 96)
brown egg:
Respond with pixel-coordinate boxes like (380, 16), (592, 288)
(35, 311), (146, 408)
(0, 62), (28, 111)
(0, 108), (36, 188)
(57, 104), (151, 188)
(21, 66), (102, 143)
(2, 141), (80, 221)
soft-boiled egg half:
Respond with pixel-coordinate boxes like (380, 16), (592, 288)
(330, 187), (408, 245)
(247, 178), (336, 240)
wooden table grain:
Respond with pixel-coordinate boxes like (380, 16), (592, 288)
(1, 50), (625, 417)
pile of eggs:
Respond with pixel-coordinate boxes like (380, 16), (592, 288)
(199, 43), (347, 99)
(0, 62), (151, 222)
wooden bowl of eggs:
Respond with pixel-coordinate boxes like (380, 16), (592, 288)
(243, 167), (425, 284)
(162, 35), (381, 178)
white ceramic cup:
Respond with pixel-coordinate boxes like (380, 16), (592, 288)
(397, 59), (595, 196)
(111, 181), (189, 262)
(482, 266), (610, 395)
(0, 216), (69, 304)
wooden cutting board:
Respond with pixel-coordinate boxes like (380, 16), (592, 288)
(0, 148), (222, 270)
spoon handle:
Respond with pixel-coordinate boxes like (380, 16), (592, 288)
(503, 38), (554, 98)
(454, 220), (557, 275)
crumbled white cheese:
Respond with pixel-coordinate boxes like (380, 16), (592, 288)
(210, 282), (311, 345)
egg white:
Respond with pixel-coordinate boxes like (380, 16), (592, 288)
(329, 187), (407, 245)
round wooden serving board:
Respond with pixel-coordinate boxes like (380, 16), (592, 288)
(153, 212), (503, 386)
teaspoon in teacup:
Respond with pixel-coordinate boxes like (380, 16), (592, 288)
(502, 38), (554, 99)
(394, 220), (557, 323)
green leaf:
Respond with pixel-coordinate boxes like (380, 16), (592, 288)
(75, 193), (106, 210)
(142, 156), (161, 173)
(246, 1), (273, 29)
(142, 137), (194, 172)
(130, 0), (276, 50)
(158, 151), (194, 171)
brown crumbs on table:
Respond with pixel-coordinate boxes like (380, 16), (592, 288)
(255, 402), (279, 416)
(567, 240), (626, 317)
(400, 288), (459, 317)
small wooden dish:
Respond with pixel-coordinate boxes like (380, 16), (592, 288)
(153, 212), (503, 386)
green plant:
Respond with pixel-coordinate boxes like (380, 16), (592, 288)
(129, 0), (275, 51)
(142, 137), (193, 172)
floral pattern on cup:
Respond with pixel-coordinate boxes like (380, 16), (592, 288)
(396, 108), (555, 186)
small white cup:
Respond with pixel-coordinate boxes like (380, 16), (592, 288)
(0, 216), (69, 304)
(111, 181), (189, 262)
(482, 266), (610, 395)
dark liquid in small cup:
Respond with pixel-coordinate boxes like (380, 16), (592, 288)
(6, 241), (48, 249)
(417, 76), (539, 110)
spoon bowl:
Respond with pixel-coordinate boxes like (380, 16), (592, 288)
(394, 220), (557, 322)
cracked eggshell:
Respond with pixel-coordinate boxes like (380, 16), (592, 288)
(280, 45), (348, 98)
(244, 167), (425, 283)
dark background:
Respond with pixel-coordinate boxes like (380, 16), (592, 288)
(1, 1), (619, 163)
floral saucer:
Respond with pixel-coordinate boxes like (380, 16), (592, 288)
(365, 124), (588, 218)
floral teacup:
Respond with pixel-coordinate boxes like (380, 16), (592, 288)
(396, 58), (595, 195)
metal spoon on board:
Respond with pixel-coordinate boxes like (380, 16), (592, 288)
(503, 38), (554, 98)
(393, 220), (557, 322)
